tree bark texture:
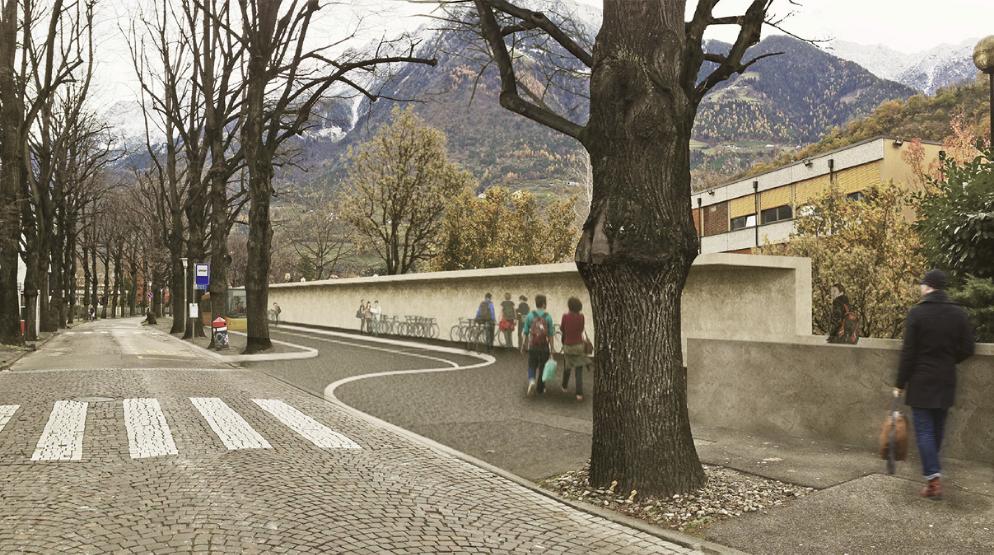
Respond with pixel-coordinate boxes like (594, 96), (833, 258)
(0, 0), (24, 344)
(574, 2), (704, 495)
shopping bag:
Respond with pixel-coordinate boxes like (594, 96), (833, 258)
(542, 358), (558, 383)
(878, 395), (908, 474)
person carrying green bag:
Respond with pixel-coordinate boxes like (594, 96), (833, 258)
(521, 294), (555, 396)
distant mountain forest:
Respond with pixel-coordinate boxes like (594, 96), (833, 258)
(738, 79), (992, 180)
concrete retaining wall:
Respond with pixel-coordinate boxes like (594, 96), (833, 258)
(686, 337), (994, 463)
(267, 253), (812, 345)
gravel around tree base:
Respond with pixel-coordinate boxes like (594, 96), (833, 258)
(541, 462), (816, 535)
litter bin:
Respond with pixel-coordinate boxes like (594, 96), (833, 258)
(212, 317), (229, 350)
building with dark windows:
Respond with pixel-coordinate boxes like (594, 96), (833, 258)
(690, 137), (944, 254)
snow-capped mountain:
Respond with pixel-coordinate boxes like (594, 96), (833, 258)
(827, 38), (981, 95)
(895, 39), (981, 95)
(826, 41), (915, 81)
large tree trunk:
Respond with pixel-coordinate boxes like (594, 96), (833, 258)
(0, 1), (24, 345)
(182, 162), (207, 338)
(169, 251), (184, 334)
(64, 224), (75, 326)
(111, 248), (122, 319)
(575, 3), (704, 497)
(89, 243), (98, 313)
(21, 214), (39, 342)
(100, 251), (110, 319)
(243, 163), (273, 353)
(48, 236), (64, 329)
(127, 257), (138, 317)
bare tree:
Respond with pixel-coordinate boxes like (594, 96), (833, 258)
(464, 0), (789, 495)
(231, 0), (436, 352)
(283, 199), (355, 280)
(0, 0), (85, 343)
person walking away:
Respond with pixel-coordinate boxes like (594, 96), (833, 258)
(356, 299), (366, 333)
(370, 300), (382, 335)
(560, 297), (592, 402)
(895, 269), (975, 500)
(521, 294), (554, 396)
(362, 301), (372, 335)
(272, 302), (281, 326)
(476, 293), (496, 352)
(515, 295), (530, 349)
(499, 293), (516, 349)
(827, 283), (852, 343)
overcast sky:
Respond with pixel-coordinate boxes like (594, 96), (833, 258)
(92, 0), (993, 106)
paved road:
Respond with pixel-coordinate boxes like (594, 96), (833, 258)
(0, 318), (695, 553)
(251, 325), (594, 482)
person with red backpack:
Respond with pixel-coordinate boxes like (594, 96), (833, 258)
(521, 294), (554, 396)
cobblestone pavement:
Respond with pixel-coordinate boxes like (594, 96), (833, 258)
(0, 319), (698, 553)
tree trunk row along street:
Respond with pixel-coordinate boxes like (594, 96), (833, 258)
(0, 318), (697, 554)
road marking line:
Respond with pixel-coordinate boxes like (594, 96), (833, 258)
(0, 405), (18, 433)
(252, 399), (360, 449)
(32, 400), (88, 461)
(123, 398), (178, 459)
(190, 397), (271, 450)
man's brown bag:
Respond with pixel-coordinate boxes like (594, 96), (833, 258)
(879, 399), (909, 466)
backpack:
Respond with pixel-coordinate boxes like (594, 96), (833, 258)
(477, 301), (493, 321)
(528, 312), (549, 348)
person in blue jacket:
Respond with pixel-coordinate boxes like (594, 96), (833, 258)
(475, 292), (497, 352)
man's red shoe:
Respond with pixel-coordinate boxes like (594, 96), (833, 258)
(920, 477), (943, 500)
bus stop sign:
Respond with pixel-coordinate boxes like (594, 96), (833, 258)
(195, 263), (210, 291)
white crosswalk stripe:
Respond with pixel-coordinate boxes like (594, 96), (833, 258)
(2, 397), (356, 461)
(32, 400), (88, 461)
(0, 405), (19, 433)
(190, 397), (271, 450)
(124, 398), (178, 459)
(253, 399), (360, 450)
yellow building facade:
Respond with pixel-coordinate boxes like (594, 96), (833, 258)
(691, 137), (943, 254)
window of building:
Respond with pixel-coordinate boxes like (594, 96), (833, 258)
(761, 204), (793, 224)
(846, 191), (866, 202)
(730, 214), (756, 231)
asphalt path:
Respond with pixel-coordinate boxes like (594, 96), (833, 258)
(249, 325), (595, 482)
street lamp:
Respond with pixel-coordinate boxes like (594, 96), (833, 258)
(974, 36), (994, 142)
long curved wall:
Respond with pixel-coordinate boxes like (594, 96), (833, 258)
(266, 253), (813, 347)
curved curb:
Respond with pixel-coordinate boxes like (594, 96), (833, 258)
(151, 325), (318, 364)
(268, 326), (740, 555)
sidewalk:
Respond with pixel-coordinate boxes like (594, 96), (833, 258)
(319, 334), (993, 554)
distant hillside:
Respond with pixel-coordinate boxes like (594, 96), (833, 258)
(739, 80), (991, 178)
(105, 26), (922, 197)
(695, 36), (917, 145)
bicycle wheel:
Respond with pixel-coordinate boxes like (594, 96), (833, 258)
(450, 325), (461, 342)
(496, 327), (509, 348)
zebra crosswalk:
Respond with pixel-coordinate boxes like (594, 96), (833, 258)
(0, 397), (361, 462)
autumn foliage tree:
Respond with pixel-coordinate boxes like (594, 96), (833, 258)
(433, 186), (577, 270)
(341, 108), (471, 274)
(762, 183), (926, 338)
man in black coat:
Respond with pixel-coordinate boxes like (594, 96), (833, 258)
(894, 269), (975, 500)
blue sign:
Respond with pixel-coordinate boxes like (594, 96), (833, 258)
(194, 263), (210, 291)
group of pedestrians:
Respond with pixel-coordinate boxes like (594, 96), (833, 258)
(475, 291), (593, 402)
(356, 299), (381, 335)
